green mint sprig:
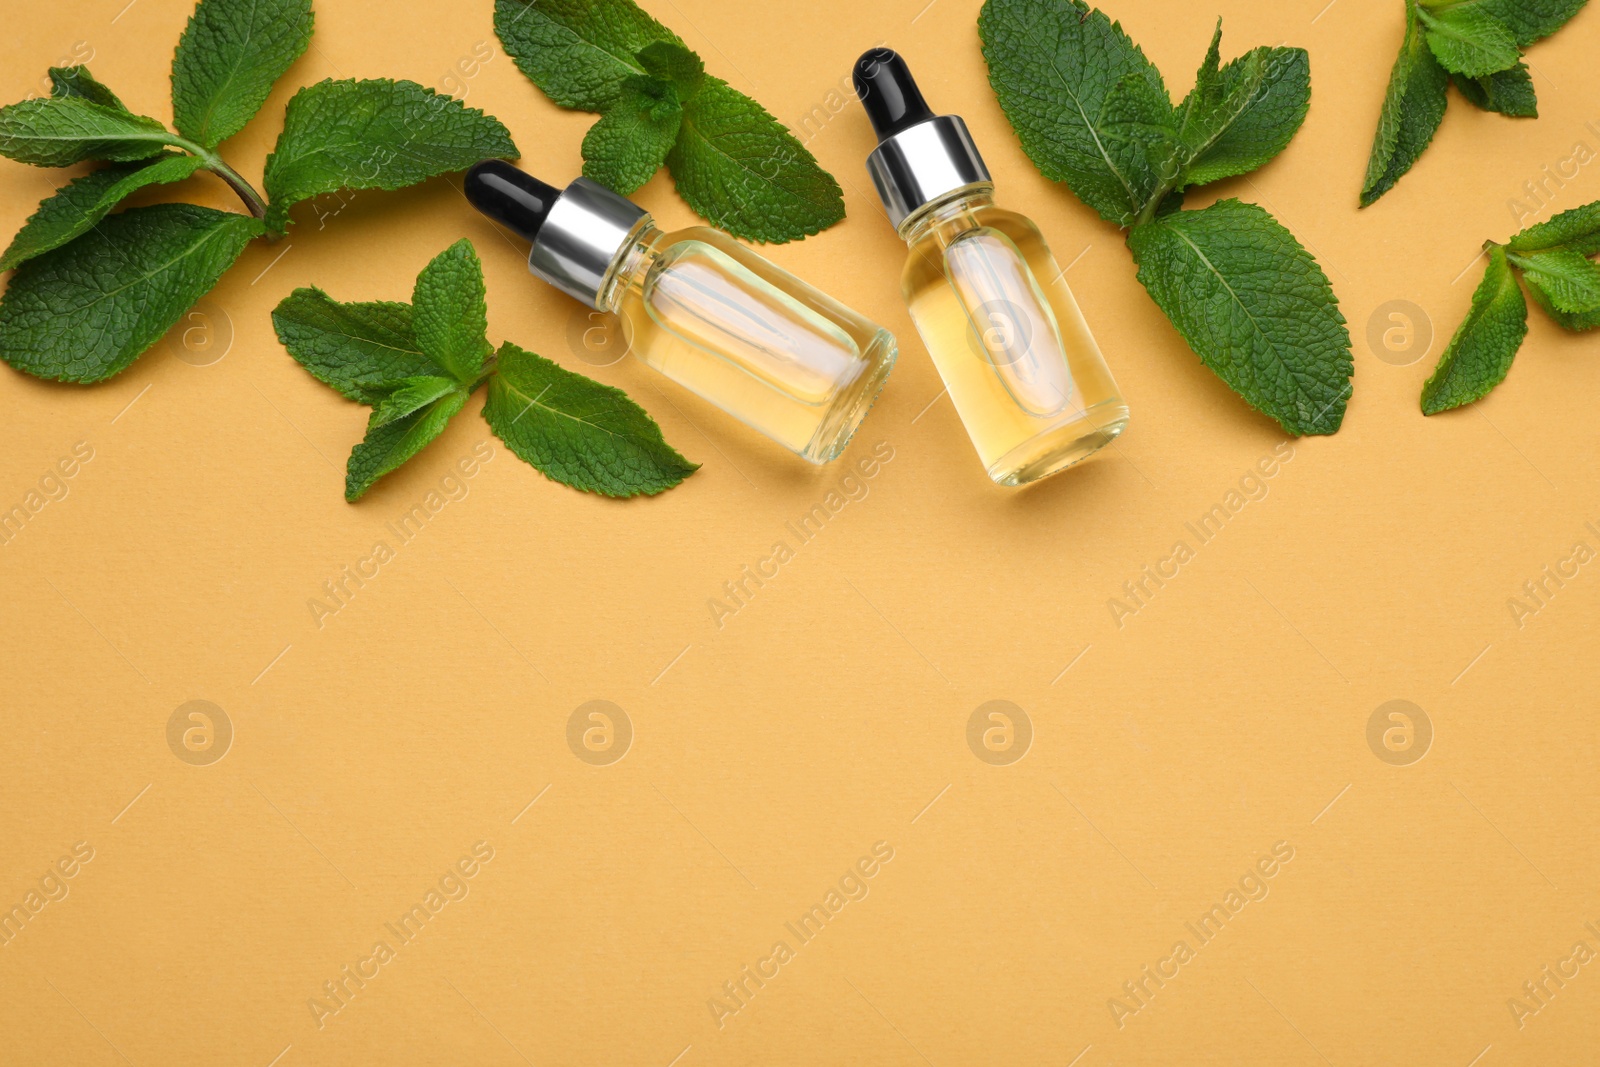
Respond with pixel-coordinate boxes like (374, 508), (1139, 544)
(494, 0), (845, 244)
(979, 1), (1353, 437)
(1420, 200), (1600, 414)
(1361, 0), (1587, 207)
(0, 0), (518, 384)
(273, 239), (698, 500)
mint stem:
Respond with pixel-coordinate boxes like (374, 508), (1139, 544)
(470, 359), (498, 392)
(166, 135), (269, 222)
(203, 157), (269, 221)
(1132, 180), (1175, 229)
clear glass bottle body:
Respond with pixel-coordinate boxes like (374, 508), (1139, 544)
(599, 223), (897, 464)
(901, 186), (1129, 486)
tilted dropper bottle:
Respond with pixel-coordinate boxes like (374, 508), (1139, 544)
(853, 49), (1129, 485)
(464, 161), (897, 464)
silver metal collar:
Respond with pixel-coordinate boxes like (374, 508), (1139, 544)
(865, 115), (991, 232)
(528, 178), (650, 309)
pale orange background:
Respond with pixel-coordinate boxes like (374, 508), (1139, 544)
(3, 0), (1599, 1064)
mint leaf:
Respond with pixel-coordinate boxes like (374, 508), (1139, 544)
(582, 77), (681, 195)
(638, 41), (705, 97)
(1361, 1), (1449, 206)
(1096, 72), (1178, 214)
(1506, 248), (1600, 313)
(49, 67), (130, 110)
(484, 341), (697, 496)
(1421, 244), (1528, 413)
(369, 375), (465, 428)
(1128, 198), (1352, 435)
(1508, 201), (1600, 256)
(1364, 0), (1581, 202)
(1471, 0), (1587, 46)
(277, 243), (695, 501)
(1418, 5), (1520, 78)
(171, 0), (314, 149)
(1510, 195), (1600, 328)
(667, 77), (845, 243)
(0, 154), (205, 271)
(495, 0), (841, 241)
(1172, 26), (1263, 187)
(980, 2), (1350, 434)
(262, 78), (518, 233)
(411, 239), (492, 384)
(346, 388), (469, 501)
(1174, 30), (1311, 189)
(493, 0), (682, 112)
(1524, 271), (1600, 331)
(0, 97), (171, 167)
(1416, 198), (1600, 416)
(1176, 22), (1231, 127)
(0, 204), (259, 382)
(271, 288), (442, 402)
(979, 0), (1172, 226)
(1451, 64), (1537, 116)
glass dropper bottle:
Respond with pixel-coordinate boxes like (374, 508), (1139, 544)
(465, 161), (898, 464)
(854, 48), (1130, 485)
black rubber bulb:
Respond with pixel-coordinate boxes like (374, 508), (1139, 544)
(464, 160), (561, 243)
(853, 48), (936, 140)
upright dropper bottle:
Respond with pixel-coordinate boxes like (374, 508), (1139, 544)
(853, 48), (1129, 486)
(464, 161), (897, 464)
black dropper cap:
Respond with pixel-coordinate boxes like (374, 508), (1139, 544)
(853, 48), (936, 140)
(853, 45), (989, 231)
(464, 160), (560, 243)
